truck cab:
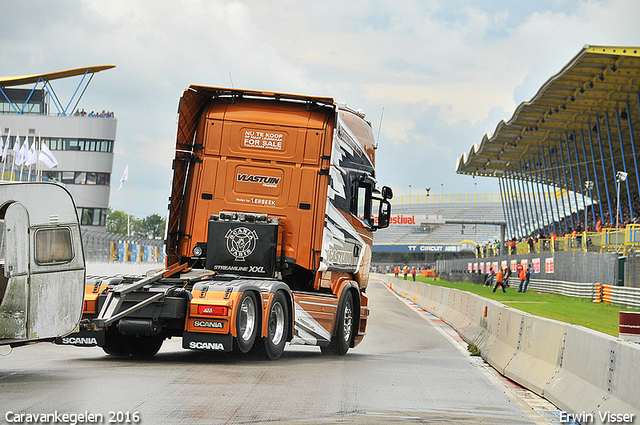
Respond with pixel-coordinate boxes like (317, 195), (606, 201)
(67, 87), (391, 360)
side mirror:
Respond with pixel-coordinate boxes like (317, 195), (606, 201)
(381, 186), (393, 200)
(375, 199), (392, 230)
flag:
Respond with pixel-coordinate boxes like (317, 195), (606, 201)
(117, 164), (129, 190)
(13, 131), (21, 165)
(1, 127), (9, 161)
(17, 136), (28, 166)
(25, 142), (37, 166)
(39, 142), (58, 169)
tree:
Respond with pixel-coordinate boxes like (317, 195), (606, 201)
(107, 208), (165, 238)
(106, 208), (134, 235)
(134, 213), (166, 239)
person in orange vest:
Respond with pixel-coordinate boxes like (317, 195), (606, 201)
(493, 267), (506, 293)
(517, 264), (526, 292)
(411, 266), (417, 281)
(403, 266), (409, 280)
(394, 266), (399, 278)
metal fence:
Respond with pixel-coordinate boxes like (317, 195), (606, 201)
(438, 251), (618, 287)
(527, 279), (595, 299)
(81, 229), (164, 263)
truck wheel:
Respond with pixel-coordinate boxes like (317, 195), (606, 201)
(126, 335), (163, 357)
(261, 291), (288, 360)
(321, 291), (353, 356)
(102, 328), (129, 356)
(235, 292), (259, 353)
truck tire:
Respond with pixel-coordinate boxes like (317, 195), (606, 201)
(321, 291), (353, 356)
(261, 291), (288, 360)
(235, 292), (259, 353)
(102, 328), (129, 356)
(126, 335), (163, 357)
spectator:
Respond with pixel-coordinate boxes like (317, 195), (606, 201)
(517, 264), (526, 292)
(485, 267), (495, 287)
(527, 236), (535, 253)
(493, 267), (507, 293)
(523, 265), (533, 293)
(504, 266), (512, 288)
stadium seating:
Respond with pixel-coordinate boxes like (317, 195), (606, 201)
(374, 199), (504, 246)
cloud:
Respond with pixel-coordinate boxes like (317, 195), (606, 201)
(1, 0), (638, 217)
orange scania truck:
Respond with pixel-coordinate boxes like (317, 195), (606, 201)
(59, 86), (392, 359)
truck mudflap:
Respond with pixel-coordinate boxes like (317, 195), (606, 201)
(182, 331), (233, 352)
(55, 328), (105, 347)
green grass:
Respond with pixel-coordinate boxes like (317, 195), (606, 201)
(412, 276), (635, 337)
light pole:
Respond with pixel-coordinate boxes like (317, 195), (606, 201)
(409, 184), (412, 201)
(616, 171), (627, 229)
(584, 180), (593, 230)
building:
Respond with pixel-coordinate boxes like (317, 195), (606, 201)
(0, 65), (116, 231)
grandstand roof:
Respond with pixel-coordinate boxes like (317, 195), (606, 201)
(456, 45), (639, 179)
(0, 65), (115, 87)
(455, 45), (640, 237)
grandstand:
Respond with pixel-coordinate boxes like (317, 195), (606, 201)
(439, 45), (640, 287)
(456, 46), (640, 240)
(373, 194), (504, 258)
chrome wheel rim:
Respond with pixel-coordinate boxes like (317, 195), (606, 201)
(343, 302), (353, 342)
(269, 302), (285, 345)
(239, 296), (256, 341)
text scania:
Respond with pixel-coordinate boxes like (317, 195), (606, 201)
(61, 337), (98, 345)
(189, 341), (225, 350)
(194, 321), (223, 328)
(237, 174), (281, 188)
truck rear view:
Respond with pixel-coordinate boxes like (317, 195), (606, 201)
(69, 86), (391, 359)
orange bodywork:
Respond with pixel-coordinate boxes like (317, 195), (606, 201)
(166, 86), (379, 349)
(174, 95), (333, 274)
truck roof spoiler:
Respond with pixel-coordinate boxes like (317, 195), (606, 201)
(187, 85), (336, 108)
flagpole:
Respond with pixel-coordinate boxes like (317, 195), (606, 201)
(20, 134), (26, 182)
(37, 133), (41, 181)
(0, 125), (5, 181)
(11, 129), (18, 182)
(127, 162), (131, 236)
(29, 134), (33, 181)
(0, 123), (3, 181)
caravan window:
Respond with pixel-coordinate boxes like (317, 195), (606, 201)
(35, 228), (74, 265)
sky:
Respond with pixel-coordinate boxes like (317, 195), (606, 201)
(1, 0), (639, 219)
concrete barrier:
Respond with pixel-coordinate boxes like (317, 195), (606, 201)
(504, 314), (567, 395)
(544, 326), (617, 422)
(482, 304), (522, 375)
(372, 273), (640, 420)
